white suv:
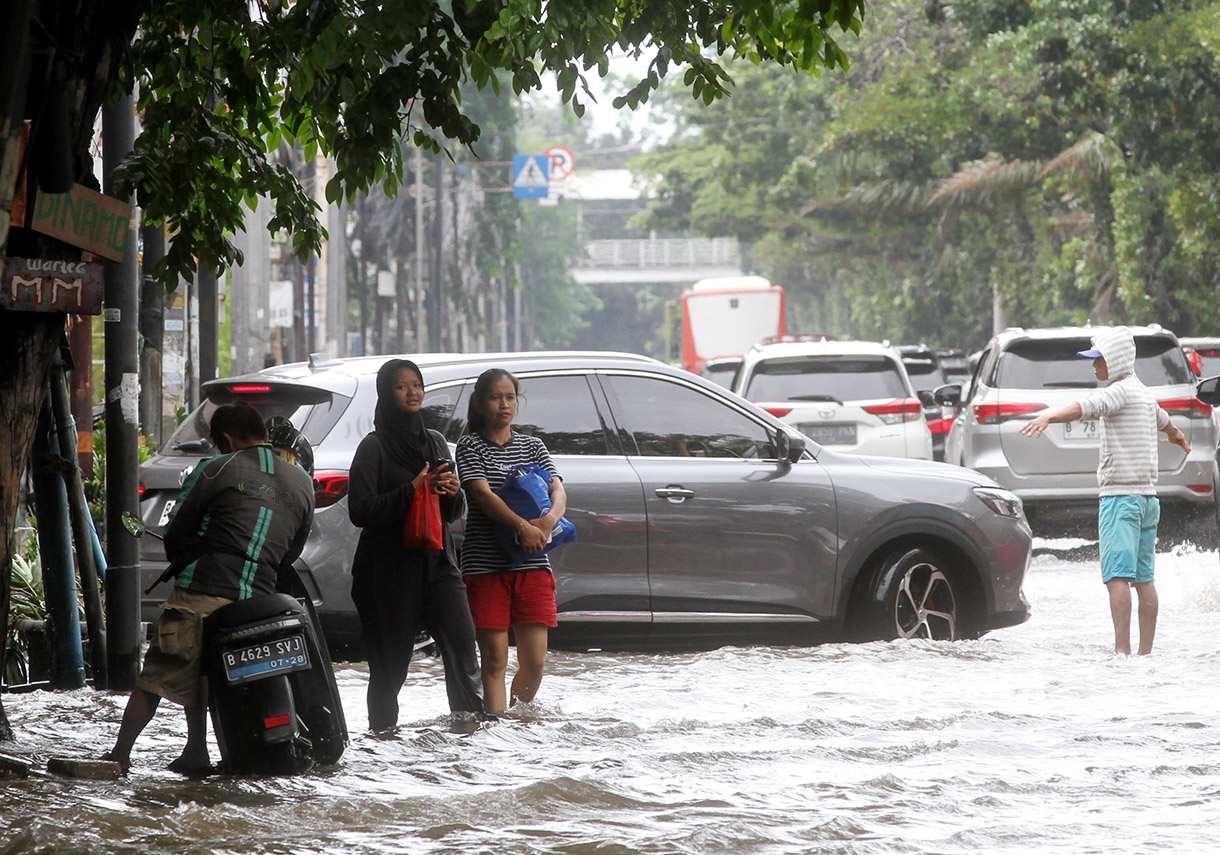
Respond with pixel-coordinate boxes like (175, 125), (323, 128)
(733, 337), (933, 460)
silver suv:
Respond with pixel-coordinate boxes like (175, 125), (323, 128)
(941, 326), (1220, 545)
(139, 351), (1032, 653)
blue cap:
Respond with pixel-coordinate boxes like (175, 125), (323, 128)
(1078, 348), (1103, 358)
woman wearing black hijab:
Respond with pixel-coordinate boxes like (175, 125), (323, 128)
(348, 359), (484, 730)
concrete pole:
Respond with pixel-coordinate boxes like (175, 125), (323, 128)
(414, 144), (425, 350)
(197, 264), (218, 383)
(139, 225), (163, 443)
(428, 151), (444, 351)
(326, 196), (347, 357)
(231, 197), (270, 375)
(102, 91), (141, 690)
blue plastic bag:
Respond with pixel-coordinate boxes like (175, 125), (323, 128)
(494, 464), (577, 568)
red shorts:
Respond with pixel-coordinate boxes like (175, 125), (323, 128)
(464, 570), (557, 631)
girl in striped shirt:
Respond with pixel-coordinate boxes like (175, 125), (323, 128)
(456, 369), (567, 714)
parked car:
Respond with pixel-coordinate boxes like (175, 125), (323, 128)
(1179, 337), (1220, 379)
(940, 326), (1220, 545)
(936, 349), (971, 385)
(699, 355), (742, 389)
(898, 345), (956, 461)
(733, 338), (934, 460)
(139, 351), (1031, 653)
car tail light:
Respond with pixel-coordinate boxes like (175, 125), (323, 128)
(1186, 350), (1204, 376)
(862, 398), (923, 425)
(763, 407), (792, 418)
(973, 402), (1047, 425)
(230, 384), (272, 393)
(138, 482), (145, 497)
(1188, 483), (1213, 494)
(1158, 397), (1213, 419)
(926, 417), (954, 435)
(314, 471), (350, 508)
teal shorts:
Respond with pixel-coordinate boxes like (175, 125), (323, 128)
(1098, 495), (1160, 585)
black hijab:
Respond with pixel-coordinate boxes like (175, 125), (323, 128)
(373, 359), (431, 474)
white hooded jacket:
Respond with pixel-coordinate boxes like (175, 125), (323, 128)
(1076, 326), (1170, 496)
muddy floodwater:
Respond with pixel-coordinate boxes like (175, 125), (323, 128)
(4, 541), (1220, 854)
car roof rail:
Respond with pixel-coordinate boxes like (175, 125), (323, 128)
(754, 333), (838, 349)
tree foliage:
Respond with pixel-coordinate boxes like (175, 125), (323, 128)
(635, 0), (1220, 352)
(121, 0), (867, 286)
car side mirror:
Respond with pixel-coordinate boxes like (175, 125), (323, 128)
(916, 389), (936, 407)
(1197, 375), (1220, 407)
(786, 432), (807, 463)
(934, 384), (962, 407)
(775, 429), (806, 464)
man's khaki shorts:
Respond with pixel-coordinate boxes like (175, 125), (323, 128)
(135, 587), (232, 707)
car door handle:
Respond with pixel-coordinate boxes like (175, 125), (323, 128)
(655, 486), (695, 501)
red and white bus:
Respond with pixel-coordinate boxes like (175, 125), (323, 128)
(680, 276), (786, 378)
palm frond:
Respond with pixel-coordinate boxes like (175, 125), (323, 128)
(1039, 131), (1118, 183)
(802, 178), (935, 218)
(928, 156), (1043, 208)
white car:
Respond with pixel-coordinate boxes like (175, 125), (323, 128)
(733, 337), (933, 460)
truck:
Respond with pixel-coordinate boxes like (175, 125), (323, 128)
(679, 276), (786, 379)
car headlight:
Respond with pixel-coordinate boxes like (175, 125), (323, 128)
(974, 486), (1025, 520)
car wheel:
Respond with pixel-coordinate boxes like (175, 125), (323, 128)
(864, 547), (960, 641)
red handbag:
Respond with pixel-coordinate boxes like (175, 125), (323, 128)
(402, 476), (444, 550)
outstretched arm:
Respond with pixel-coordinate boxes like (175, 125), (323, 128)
(1019, 402), (1083, 439)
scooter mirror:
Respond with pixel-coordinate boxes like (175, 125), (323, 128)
(121, 511), (146, 538)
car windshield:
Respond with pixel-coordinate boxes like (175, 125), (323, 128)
(744, 355), (909, 403)
(161, 385), (349, 456)
(701, 362), (740, 389)
(902, 356), (947, 391)
(996, 337), (1192, 389)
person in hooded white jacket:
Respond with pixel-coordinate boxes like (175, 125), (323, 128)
(1019, 326), (1190, 656)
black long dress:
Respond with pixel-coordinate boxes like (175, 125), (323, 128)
(348, 429), (483, 730)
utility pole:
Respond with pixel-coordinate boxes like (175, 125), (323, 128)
(414, 143), (426, 350)
(139, 225), (164, 444)
(198, 264), (218, 383)
(102, 91), (141, 690)
(428, 151), (444, 351)
(231, 197), (270, 375)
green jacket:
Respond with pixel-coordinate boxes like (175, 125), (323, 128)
(165, 443), (314, 600)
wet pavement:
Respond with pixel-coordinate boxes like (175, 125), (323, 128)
(3, 540), (1220, 854)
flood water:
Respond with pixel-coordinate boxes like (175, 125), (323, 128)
(5, 541), (1220, 854)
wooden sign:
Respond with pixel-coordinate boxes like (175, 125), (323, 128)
(30, 185), (132, 263)
(2, 256), (104, 315)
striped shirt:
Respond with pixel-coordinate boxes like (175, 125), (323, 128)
(456, 431), (559, 576)
(1078, 375), (1170, 497)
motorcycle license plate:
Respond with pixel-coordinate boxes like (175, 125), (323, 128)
(222, 634), (310, 685)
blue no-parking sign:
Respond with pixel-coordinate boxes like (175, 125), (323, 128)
(512, 155), (551, 199)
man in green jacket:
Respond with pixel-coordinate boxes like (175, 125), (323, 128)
(103, 402), (314, 774)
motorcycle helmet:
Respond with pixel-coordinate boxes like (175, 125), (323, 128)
(265, 416), (314, 475)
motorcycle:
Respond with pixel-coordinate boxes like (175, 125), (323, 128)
(126, 510), (348, 775)
(203, 590), (348, 774)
